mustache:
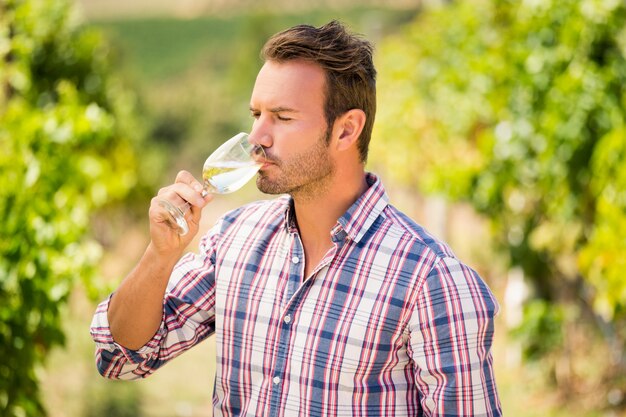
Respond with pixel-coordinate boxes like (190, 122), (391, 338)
(261, 152), (280, 165)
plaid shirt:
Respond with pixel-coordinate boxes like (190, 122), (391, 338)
(91, 173), (502, 417)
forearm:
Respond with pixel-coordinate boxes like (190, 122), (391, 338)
(107, 242), (181, 350)
(92, 238), (217, 380)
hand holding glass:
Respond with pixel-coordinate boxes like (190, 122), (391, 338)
(158, 132), (265, 235)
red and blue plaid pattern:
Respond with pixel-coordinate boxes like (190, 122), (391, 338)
(91, 173), (502, 416)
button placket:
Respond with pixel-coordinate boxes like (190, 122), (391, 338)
(268, 233), (304, 417)
(285, 234), (304, 304)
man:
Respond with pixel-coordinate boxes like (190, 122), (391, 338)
(91, 21), (502, 416)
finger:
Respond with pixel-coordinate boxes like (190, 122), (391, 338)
(187, 192), (213, 229)
(149, 196), (182, 229)
(158, 183), (207, 208)
(175, 170), (206, 202)
(148, 197), (190, 249)
(189, 193), (214, 216)
(175, 170), (204, 191)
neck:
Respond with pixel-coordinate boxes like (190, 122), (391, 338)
(292, 168), (368, 251)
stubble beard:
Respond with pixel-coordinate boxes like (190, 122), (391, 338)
(256, 129), (334, 201)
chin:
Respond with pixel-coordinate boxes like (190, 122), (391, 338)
(256, 176), (284, 195)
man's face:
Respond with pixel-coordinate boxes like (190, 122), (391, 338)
(249, 60), (335, 198)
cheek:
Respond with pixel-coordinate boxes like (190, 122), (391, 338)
(291, 116), (325, 133)
(270, 118), (328, 156)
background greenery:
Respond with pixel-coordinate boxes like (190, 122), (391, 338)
(372, 1), (626, 414)
(1, 0), (625, 416)
(0, 0), (142, 414)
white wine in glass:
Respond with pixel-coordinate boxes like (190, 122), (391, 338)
(158, 132), (266, 235)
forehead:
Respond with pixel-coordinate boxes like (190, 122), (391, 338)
(250, 60), (326, 110)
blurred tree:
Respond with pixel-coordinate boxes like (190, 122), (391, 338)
(0, 0), (140, 415)
(373, 0), (626, 409)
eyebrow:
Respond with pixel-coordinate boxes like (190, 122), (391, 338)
(249, 106), (299, 114)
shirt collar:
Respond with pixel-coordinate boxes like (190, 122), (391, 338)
(335, 173), (388, 243)
(282, 173), (389, 243)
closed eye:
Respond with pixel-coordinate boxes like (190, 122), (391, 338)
(249, 106), (298, 121)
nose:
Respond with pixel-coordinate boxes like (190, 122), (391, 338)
(248, 118), (273, 150)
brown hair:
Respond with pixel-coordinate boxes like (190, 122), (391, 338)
(261, 20), (377, 163)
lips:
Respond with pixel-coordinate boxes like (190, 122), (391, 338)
(259, 155), (278, 169)
(260, 160), (275, 170)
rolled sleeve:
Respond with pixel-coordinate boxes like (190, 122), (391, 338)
(90, 294), (168, 379)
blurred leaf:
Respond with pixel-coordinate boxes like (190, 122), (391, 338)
(374, 0), (626, 407)
(0, 0), (139, 415)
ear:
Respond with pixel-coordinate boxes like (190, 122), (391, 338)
(333, 109), (366, 152)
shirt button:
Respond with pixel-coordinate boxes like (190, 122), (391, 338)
(284, 315), (292, 324)
(291, 256), (300, 264)
(272, 376), (281, 385)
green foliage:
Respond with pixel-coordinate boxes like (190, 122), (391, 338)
(374, 0), (626, 406)
(511, 300), (564, 361)
(0, 0), (138, 415)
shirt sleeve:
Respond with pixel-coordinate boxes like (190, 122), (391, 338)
(90, 230), (219, 380)
(408, 256), (502, 416)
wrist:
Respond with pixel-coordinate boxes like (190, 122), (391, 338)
(144, 241), (183, 270)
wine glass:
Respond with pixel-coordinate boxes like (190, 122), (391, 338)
(158, 132), (266, 235)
